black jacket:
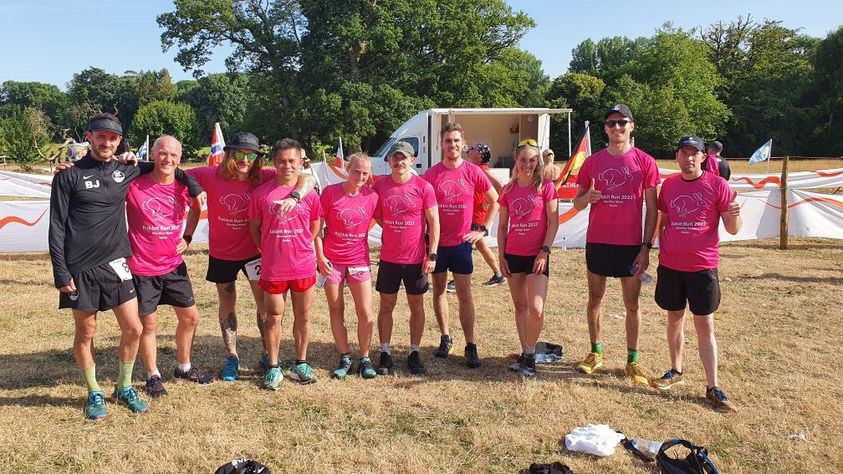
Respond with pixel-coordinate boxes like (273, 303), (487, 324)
(49, 154), (203, 288)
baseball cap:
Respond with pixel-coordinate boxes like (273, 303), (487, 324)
(88, 116), (123, 136)
(389, 140), (416, 158)
(677, 136), (705, 152)
(707, 140), (723, 151)
(224, 132), (262, 153)
(605, 104), (634, 121)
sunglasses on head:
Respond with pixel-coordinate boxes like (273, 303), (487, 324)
(233, 150), (259, 161)
(517, 138), (538, 148)
(605, 119), (630, 128)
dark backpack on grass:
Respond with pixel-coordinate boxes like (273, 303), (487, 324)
(656, 439), (719, 474)
(215, 459), (270, 474)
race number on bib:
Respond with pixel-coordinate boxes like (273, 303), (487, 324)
(108, 257), (133, 281)
(244, 258), (262, 281)
(347, 266), (370, 275)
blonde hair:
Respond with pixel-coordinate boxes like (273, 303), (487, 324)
(516, 144), (543, 192)
(346, 152), (371, 170)
(218, 149), (264, 187)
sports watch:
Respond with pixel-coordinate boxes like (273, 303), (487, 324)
(541, 245), (551, 254)
(428, 253), (438, 261)
(477, 224), (488, 236)
(642, 242), (653, 249)
(290, 191), (301, 202)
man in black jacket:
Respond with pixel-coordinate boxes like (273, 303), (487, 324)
(49, 113), (204, 420)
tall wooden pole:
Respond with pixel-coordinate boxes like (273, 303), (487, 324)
(779, 155), (789, 250)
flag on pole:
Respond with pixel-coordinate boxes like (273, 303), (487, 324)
(559, 121), (591, 186)
(334, 137), (345, 167)
(208, 122), (226, 167)
(749, 139), (772, 165)
(136, 135), (150, 161)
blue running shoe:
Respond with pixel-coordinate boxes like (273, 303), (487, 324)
(221, 355), (240, 381)
(112, 386), (149, 414)
(331, 355), (353, 380)
(263, 367), (283, 391)
(358, 356), (377, 379)
(289, 362), (317, 384)
(84, 391), (107, 421)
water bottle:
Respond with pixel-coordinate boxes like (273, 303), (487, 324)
(316, 261), (332, 289)
(562, 236), (567, 250)
(639, 272), (653, 284)
(631, 438), (662, 459)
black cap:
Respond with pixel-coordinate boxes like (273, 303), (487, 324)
(707, 140), (723, 151)
(224, 132), (262, 153)
(88, 117), (123, 136)
(677, 136), (705, 152)
(605, 103), (634, 121)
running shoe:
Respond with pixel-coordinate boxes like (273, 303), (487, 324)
(577, 352), (604, 374)
(651, 369), (684, 390)
(446, 280), (456, 293)
(83, 391), (107, 421)
(407, 350), (427, 375)
(358, 356), (377, 379)
(465, 343), (481, 368)
(521, 353), (537, 378)
(509, 353), (525, 372)
(263, 366), (282, 391)
(289, 362), (317, 384)
(173, 366), (214, 384)
(625, 362), (649, 385)
(221, 355), (240, 381)
(144, 375), (168, 398)
(482, 274), (506, 287)
(433, 335), (454, 358)
(706, 386), (738, 413)
(376, 351), (394, 375)
(331, 355), (353, 380)
(112, 386), (149, 414)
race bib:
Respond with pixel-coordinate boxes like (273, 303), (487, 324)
(108, 257), (133, 281)
(347, 266), (370, 275)
(244, 257), (262, 281)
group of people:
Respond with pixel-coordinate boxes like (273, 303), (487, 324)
(49, 103), (741, 422)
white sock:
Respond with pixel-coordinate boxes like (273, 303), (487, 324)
(178, 362), (192, 373)
(148, 368), (161, 379)
(380, 343), (391, 355)
(410, 344), (420, 353)
(525, 346), (536, 355)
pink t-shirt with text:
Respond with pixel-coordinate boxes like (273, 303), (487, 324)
(187, 166), (276, 260)
(658, 171), (733, 272)
(319, 183), (378, 266)
(423, 160), (491, 246)
(577, 147), (660, 245)
(498, 180), (556, 256)
(248, 182), (321, 281)
(126, 174), (190, 276)
(373, 175), (437, 264)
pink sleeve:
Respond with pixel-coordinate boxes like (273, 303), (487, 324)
(577, 159), (592, 191)
(497, 188), (509, 207)
(310, 193), (322, 221)
(248, 190), (262, 220)
(717, 180), (733, 213)
(657, 182), (668, 213)
(422, 182), (437, 210)
(261, 168), (277, 184)
(186, 166), (209, 186)
(319, 188), (330, 218)
(642, 153), (660, 189)
(421, 168), (433, 183)
(542, 180), (556, 203)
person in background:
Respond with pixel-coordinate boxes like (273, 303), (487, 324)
(703, 141), (731, 181)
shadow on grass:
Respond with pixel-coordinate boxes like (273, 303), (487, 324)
(744, 273), (843, 285)
(0, 395), (79, 408)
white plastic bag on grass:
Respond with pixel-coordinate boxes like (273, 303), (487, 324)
(565, 424), (625, 456)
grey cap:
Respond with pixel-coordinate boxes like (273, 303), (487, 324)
(677, 136), (705, 152)
(605, 103), (634, 121)
(707, 140), (723, 151)
(389, 140), (416, 158)
(224, 132), (261, 153)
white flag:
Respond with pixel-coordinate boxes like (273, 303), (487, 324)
(136, 135), (150, 161)
(749, 139), (772, 165)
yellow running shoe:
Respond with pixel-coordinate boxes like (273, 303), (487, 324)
(577, 352), (604, 374)
(625, 362), (649, 384)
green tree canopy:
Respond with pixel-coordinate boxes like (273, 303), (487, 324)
(130, 100), (198, 155)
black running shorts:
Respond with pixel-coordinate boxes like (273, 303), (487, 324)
(654, 265), (721, 315)
(59, 260), (136, 313)
(206, 254), (261, 283)
(585, 243), (642, 278)
(504, 253), (550, 277)
(375, 260), (429, 295)
(133, 262), (196, 316)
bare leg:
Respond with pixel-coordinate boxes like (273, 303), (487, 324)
(666, 310), (686, 372)
(694, 314), (718, 388)
(431, 272), (450, 337)
(474, 238), (500, 275)
(263, 290), (287, 365)
(620, 276), (642, 350)
(173, 305), (200, 365)
(507, 273), (529, 351)
(524, 273), (549, 350)
(247, 279), (268, 348)
(216, 282), (238, 357)
(138, 311), (159, 374)
(377, 292), (398, 345)
(291, 287), (315, 360)
(453, 273), (475, 344)
(112, 298), (142, 364)
(406, 293), (426, 347)
(73, 310), (98, 370)
(324, 283), (348, 354)
(585, 271), (607, 345)
(349, 280), (374, 358)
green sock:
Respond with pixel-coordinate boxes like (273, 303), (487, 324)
(627, 348), (639, 364)
(81, 365), (100, 393)
(118, 361), (134, 389)
(591, 342), (603, 355)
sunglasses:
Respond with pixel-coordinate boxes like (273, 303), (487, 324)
(233, 150), (260, 161)
(517, 138), (538, 148)
(605, 119), (630, 128)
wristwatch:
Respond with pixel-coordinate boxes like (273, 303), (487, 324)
(290, 191), (301, 202)
(541, 245), (551, 254)
(642, 242), (653, 250)
(477, 224), (488, 236)
(428, 253), (438, 262)
(183, 234), (193, 244)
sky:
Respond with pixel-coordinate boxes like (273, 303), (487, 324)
(0, 0), (841, 89)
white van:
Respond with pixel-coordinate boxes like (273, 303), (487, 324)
(370, 108), (573, 177)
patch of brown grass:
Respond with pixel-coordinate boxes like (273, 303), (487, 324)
(656, 158), (843, 173)
(1, 238), (842, 472)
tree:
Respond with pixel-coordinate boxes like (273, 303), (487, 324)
(810, 26), (843, 155)
(130, 100), (198, 155)
(66, 68), (138, 138)
(545, 72), (605, 155)
(0, 106), (52, 170)
(178, 73), (252, 143)
(135, 69), (178, 106)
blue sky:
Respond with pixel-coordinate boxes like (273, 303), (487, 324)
(1, 0), (841, 88)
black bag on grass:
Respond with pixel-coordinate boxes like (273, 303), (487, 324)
(656, 439), (719, 474)
(528, 461), (574, 474)
(215, 459), (271, 474)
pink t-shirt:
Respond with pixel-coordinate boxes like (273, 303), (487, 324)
(319, 183), (378, 266)
(423, 160), (491, 246)
(658, 172), (733, 272)
(577, 147), (660, 245)
(187, 166), (276, 260)
(126, 174), (190, 276)
(498, 180), (556, 256)
(248, 181), (321, 281)
(373, 175), (437, 264)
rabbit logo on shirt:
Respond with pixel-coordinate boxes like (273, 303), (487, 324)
(338, 207), (367, 229)
(220, 193), (250, 216)
(142, 196), (177, 222)
(670, 193), (706, 218)
(510, 195), (538, 218)
(598, 167), (632, 191)
(437, 178), (467, 201)
(384, 194), (414, 216)
(269, 201), (305, 223)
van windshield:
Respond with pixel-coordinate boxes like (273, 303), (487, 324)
(373, 138), (396, 160)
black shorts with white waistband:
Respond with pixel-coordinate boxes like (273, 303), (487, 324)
(133, 262), (196, 316)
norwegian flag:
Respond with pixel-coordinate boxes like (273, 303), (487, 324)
(334, 137), (344, 167)
(208, 122), (226, 167)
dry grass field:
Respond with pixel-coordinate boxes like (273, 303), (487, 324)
(0, 238), (841, 473)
